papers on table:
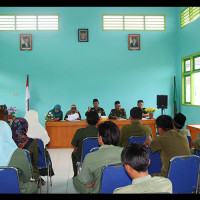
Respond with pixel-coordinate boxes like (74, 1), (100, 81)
(67, 113), (80, 121)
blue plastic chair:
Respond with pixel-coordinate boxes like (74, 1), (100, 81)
(128, 136), (147, 145)
(196, 150), (200, 157)
(81, 137), (100, 163)
(0, 167), (20, 194)
(187, 136), (191, 148)
(100, 164), (132, 193)
(35, 138), (52, 193)
(25, 149), (34, 180)
(168, 155), (200, 194)
(147, 147), (162, 175)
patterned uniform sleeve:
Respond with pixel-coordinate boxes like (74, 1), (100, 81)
(121, 109), (127, 119)
(108, 109), (115, 119)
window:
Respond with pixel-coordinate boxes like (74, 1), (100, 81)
(102, 14), (165, 31)
(182, 52), (200, 106)
(181, 7), (200, 28)
(0, 14), (59, 31)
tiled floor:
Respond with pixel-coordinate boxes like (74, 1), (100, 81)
(40, 148), (78, 194)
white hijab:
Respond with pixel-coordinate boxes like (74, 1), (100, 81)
(0, 120), (18, 166)
(24, 110), (50, 146)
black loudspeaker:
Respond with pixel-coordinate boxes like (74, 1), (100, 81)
(157, 95), (168, 109)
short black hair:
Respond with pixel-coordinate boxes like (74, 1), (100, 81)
(137, 100), (143, 104)
(121, 143), (149, 172)
(173, 113), (186, 129)
(130, 107), (143, 119)
(98, 121), (120, 146)
(93, 99), (99, 103)
(86, 111), (99, 125)
(115, 101), (120, 105)
(156, 115), (173, 131)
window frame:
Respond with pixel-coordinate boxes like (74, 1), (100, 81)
(181, 7), (200, 28)
(182, 52), (200, 106)
(0, 14), (60, 31)
(102, 14), (166, 31)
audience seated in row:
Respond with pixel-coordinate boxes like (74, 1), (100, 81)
(0, 120), (38, 193)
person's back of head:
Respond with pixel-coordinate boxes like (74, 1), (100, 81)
(130, 107), (143, 120)
(98, 121), (120, 146)
(156, 115), (173, 131)
(121, 142), (149, 172)
(173, 113), (186, 129)
(86, 111), (99, 125)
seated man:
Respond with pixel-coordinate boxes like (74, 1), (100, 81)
(71, 111), (99, 176)
(192, 133), (200, 152)
(108, 101), (126, 120)
(146, 115), (191, 178)
(85, 98), (106, 117)
(118, 107), (152, 147)
(114, 143), (172, 193)
(173, 112), (191, 137)
(137, 100), (149, 118)
(73, 121), (123, 193)
(64, 104), (81, 120)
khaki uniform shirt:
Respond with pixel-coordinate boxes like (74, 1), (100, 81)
(114, 175), (172, 194)
(108, 109), (126, 119)
(119, 122), (152, 147)
(71, 125), (98, 161)
(73, 145), (123, 193)
(150, 129), (191, 178)
(8, 148), (38, 194)
(85, 107), (106, 116)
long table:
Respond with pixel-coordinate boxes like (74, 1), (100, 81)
(186, 124), (200, 148)
(45, 119), (156, 148)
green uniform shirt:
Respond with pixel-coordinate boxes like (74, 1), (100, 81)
(150, 129), (191, 178)
(64, 110), (81, 120)
(8, 148), (38, 194)
(85, 107), (106, 116)
(119, 122), (152, 147)
(108, 108), (127, 119)
(71, 125), (98, 161)
(113, 175), (172, 194)
(73, 145), (123, 193)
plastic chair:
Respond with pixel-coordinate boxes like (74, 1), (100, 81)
(0, 167), (20, 194)
(187, 136), (191, 148)
(147, 147), (162, 175)
(25, 149), (34, 180)
(77, 137), (100, 175)
(168, 155), (200, 194)
(35, 138), (52, 193)
(99, 164), (132, 193)
(81, 137), (100, 163)
(128, 136), (147, 145)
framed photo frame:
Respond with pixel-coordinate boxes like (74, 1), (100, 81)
(20, 34), (32, 51)
(128, 34), (140, 50)
(78, 29), (88, 42)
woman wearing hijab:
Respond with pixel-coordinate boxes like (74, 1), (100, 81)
(10, 117), (40, 184)
(0, 120), (38, 193)
(48, 104), (63, 121)
(25, 110), (55, 178)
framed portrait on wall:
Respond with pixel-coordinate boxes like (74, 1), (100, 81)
(20, 34), (32, 51)
(78, 29), (88, 42)
(128, 34), (140, 50)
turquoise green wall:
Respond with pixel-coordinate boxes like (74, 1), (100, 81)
(177, 7), (200, 125)
(0, 7), (178, 126)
